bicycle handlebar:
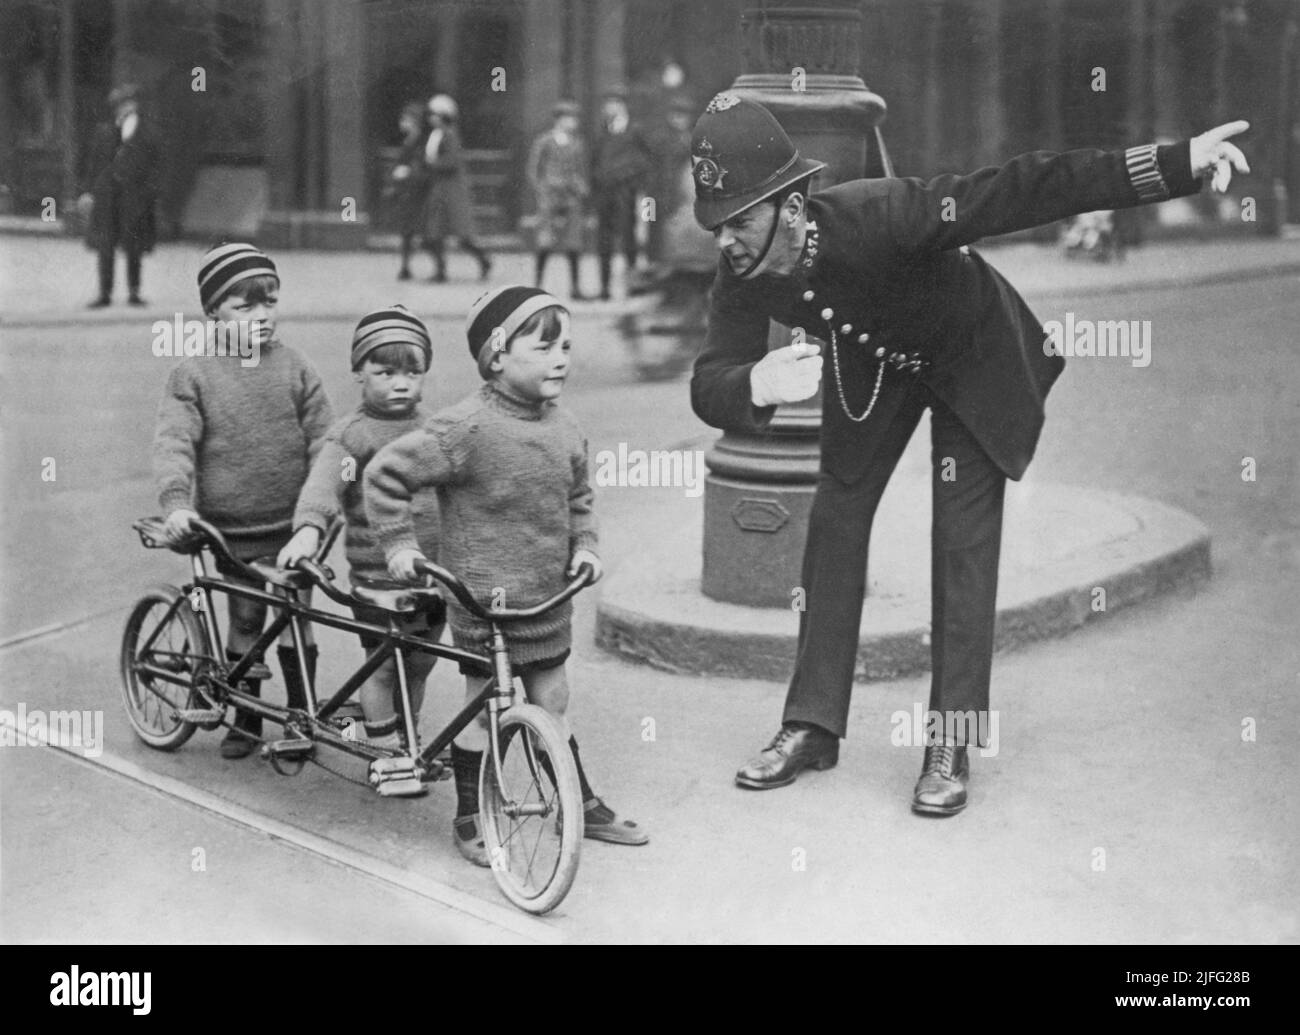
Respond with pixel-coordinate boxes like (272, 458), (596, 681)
(412, 558), (593, 622)
(152, 516), (343, 588)
(145, 516), (591, 622)
(293, 558), (358, 608)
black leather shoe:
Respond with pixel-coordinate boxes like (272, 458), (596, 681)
(220, 719), (261, 759)
(87, 297), (110, 309)
(911, 743), (969, 815)
(735, 723), (838, 790)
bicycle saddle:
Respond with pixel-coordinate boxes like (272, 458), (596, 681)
(350, 583), (444, 615)
(246, 559), (316, 590)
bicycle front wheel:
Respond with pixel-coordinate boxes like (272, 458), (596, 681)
(120, 585), (211, 750)
(479, 703), (582, 915)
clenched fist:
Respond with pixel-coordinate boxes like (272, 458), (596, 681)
(750, 343), (823, 407)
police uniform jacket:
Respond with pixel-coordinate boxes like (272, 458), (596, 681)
(691, 142), (1200, 483)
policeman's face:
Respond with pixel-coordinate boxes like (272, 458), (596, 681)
(714, 195), (804, 277)
(714, 203), (775, 275)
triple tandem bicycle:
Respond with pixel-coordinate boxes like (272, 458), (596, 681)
(120, 516), (593, 914)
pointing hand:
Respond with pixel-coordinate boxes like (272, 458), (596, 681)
(1189, 121), (1251, 193)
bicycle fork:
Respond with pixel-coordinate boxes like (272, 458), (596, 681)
(485, 627), (551, 819)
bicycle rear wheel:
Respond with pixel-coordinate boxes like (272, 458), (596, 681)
(479, 703), (582, 915)
(120, 585), (211, 750)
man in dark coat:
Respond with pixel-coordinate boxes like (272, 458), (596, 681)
(79, 84), (159, 307)
(688, 93), (1250, 814)
(591, 89), (653, 300)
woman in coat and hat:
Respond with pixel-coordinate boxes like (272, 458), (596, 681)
(422, 93), (492, 283)
(387, 101), (433, 281)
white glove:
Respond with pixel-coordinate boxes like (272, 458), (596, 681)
(1189, 120), (1250, 193)
(750, 344), (823, 407)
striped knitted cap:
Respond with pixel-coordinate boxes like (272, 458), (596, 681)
(466, 285), (565, 380)
(198, 242), (278, 311)
(351, 304), (432, 369)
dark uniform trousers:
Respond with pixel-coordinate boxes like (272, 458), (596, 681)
(785, 381), (1005, 739)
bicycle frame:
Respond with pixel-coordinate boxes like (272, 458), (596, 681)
(133, 517), (591, 791)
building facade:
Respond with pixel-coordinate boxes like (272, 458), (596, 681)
(2, 0), (1295, 244)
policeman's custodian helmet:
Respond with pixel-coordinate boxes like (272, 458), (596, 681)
(690, 92), (825, 232)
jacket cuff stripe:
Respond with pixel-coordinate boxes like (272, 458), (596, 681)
(1125, 143), (1170, 202)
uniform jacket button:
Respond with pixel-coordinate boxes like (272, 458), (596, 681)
(857, 333), (870, 344)
(875, 347), (885, 358)
(802, 289), (814, 302)
(820, 307), (834, 321)
(840, 323), (852, 334)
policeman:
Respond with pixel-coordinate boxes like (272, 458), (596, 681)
(688, 92), (1249, 814)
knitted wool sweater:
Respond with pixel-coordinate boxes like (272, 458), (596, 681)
(293, 401), (440, 585)
(365, 381), (598, 663)
(153, 340), (333, 543)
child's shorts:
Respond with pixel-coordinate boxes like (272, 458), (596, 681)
(213, 530), (294, 584)
(457, 648), (570, 678)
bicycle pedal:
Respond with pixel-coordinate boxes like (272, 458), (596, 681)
(368, 756), (417, 778)
(263, 737), (313, 760)
(368, 756), (425, 792)
(177, 708), (224, 723)
(374, 776), (427, 798)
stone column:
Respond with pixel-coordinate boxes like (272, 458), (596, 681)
(59, 0), (76, 204)
(591, 0), (626, 95)
(701, 0), (889, 607)
(971, 0), (1005, 167)
(259, 0), (369, 249)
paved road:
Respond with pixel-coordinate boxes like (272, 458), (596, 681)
(0, 744), (525, 943)
(2, 236), (1297, 943)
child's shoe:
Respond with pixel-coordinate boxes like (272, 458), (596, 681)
(221, 656), (262, 759)
(452, 816), (490, 867)
(564, 736), (649, 845)
(582, 796), (649, 846)
(220, 713), (261, 759)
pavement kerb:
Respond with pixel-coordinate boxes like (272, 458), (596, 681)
(595, 487), (1214, 682)
(3, 256), (1298, 330)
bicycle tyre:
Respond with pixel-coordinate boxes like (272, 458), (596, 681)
(120, 584), (210, 750)
(479, 703), (582, 915)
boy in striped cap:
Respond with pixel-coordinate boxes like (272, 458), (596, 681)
(366, 285), (649, 859)
(278, 305), (443, 790)
(154, 242), (334, 758)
